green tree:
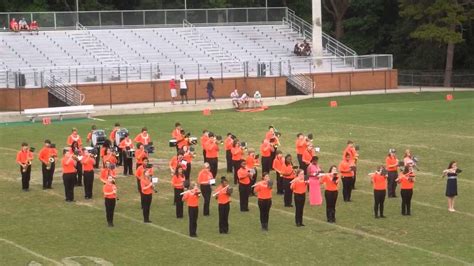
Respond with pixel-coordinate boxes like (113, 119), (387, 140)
(399, 0), (469, 87)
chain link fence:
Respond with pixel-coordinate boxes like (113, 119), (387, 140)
(398, 70), (474, 88)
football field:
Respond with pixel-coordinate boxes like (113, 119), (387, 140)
(0, 91), (473, 265)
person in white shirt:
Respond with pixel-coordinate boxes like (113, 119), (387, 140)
(253, 90), (262, 107)
(179, 74), (188, 104)
(231, 90), (239, 108)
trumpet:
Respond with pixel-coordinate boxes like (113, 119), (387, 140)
(46, 157), (55, 170)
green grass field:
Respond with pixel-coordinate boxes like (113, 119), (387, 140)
(0, 91), (473, 265)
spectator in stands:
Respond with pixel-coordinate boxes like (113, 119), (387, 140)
(303, 40), (311, 56)
(294, 43), (301, 56)
(179, 74), (189, 104)
(29, 20), (39, 34)
(18, 18), (29, 31)
(207, 77), (216, 102)
(10, 18), (19, 32)
(239, 92), (249, 107)
(169, 78), (177, 105)
(253, 90), (263, 108)
(231, 90), (239, 108)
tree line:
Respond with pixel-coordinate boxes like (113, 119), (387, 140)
(1, 0), (472, 86)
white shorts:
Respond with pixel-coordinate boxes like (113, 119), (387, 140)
(170, 89), (177, 98)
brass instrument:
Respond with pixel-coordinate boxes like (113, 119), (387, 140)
(22, 161), (31, 173)
(46, 157), (55, 170)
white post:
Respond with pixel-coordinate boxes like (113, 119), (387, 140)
(312, 0), (323, 64)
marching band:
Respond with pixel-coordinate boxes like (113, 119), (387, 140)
(13, 121), (460, 236)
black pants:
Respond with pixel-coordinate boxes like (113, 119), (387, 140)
(301, 163), (309, 175)
(207, 90), (215, 101)
(297, 154), (303, 169)
(387, 171), (398, 197)
(258, 199), (272, 229)
(250, 168), (257, 194)
(270, 150), (276, 169)
(282, 178), (293, 206)
(352, 167), (357, 189)
(276, 172), (284, 194)
(83, 170), (94, 199)
(180, 90), (189, 103)
(116, 146), (123, 165)
(105, 198), (116, 224)
(342, 177), (354, 201)
(20, 165), (31, 190)
(188, 206), (198, 236)
(201, 184), (211, 216)
(94, 149), (100, 169)
(174, 188), (184, 218)
(207, 158), (218, 178)
(226, 150), (232, 173)
(294, 193), (305, 225)
(401, 189), (413, 215)
(374, 189), (386, 217)
(136, 179), (144, 208)
(41, 162), (55, 189)
(325, 190), (338, 222)
(261, 156), (271, 174)
(239, 183), (251, 211)
(63, 172), (76, 201)
(122, 152), (133, 175)
(232, 160), (242, 184)
(75, 162), (83, 186)
(218, 203), (230, 233)
(142, 193), (152, 222)
(184, 163), (191, 181)
(203, 150), (207, 163)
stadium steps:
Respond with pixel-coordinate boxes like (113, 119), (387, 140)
(44, 75), (85, 106)
(287, 74), (313, 95)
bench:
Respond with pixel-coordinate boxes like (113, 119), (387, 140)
(23, 105), (95, 122)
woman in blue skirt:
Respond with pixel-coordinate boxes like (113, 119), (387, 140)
(442, 161), (461, 212)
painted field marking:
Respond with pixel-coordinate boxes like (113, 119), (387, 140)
(89, 117), (106, 122)
(0, 238), (63, 265)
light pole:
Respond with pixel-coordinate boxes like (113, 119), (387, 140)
(265, 0), (268, 22)
(75, 0), (79, 27)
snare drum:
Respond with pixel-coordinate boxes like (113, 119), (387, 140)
(126, 149), (135, 158)
(85, 146), (94, 152)
(169, 139), (177, 147)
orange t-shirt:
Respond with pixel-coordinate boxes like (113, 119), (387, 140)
(81, 155), (95, 171)
(343, 146), (357, 163)
(205, 140), (219, 158)
(372, 173), (387, 190)
(183, 189), (200, 207)
(119, 138), (134, 150)
(134, 133), (151, 145)
(103, 153), (117, 165)
(109, 128), (118, 141)
(237, 167), (251, 185)
(171, 174), (185, 189)
(231, 147), (244, 161)
(61, 156), (77, 174)
(183, 152), (193, 163)
(136, 165), (145, 180)
(385, 155), (398, 172)
(100, 168), (116, 183)
(296, 139), (307, 155)
(272, 156), (284, 173)
(290, 180), (307, 194)
(67, 134), (83, 147)
(224, 137), (233, 151)
(280, 164), (295, 179)
(38, 147), (52, 164)
(141, 178), (154, 195)
(302, 149), (315, 164)
(215, 185), (231, 204)
(135, 149), (148, 165)
(198, 169), (213, 185)
(201, 135), (209, 149)
(103, 183), (117, 199)
(338, 160), (354, 177)
(399, 173), (415, 189)
(245, 156), (259, 168)
(254, 181), (272, 199)
(320, 174), (339, 191)
(260, 142), (272, 157)
(16, 150), (34, 164)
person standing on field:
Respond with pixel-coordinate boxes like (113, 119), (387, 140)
(179, 74), (189, 104)
(207, 77), (216, 102)
(169, 78), (177, 105)
(442, 161), (460, 212)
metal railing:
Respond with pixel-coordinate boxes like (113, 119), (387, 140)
(288, 74), (313, 95)
(45, 75), (85, 105)
(0, 7), (288, 30)
(283, 9), (357, 57)
(399, 70), (474, 88)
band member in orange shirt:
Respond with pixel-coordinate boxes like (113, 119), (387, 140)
(369, 166), (388, 218)
(338, 153), (355, 202)
(198, 162), (214, 216)
(135, 143), (149, 169)
(281, 154), (296, 207)
(224, 133), (234, 172)
(253, 172), (272, 231)
(343, 140), (358, 189)
(396, 165), (416, 216)
(291, 169), (308, 227)
(86, 125), (96, 144)
(38, 139), (57, 189)
(86, 125), (101, 168)
(214, 176), (232, 234)
(134, 127), (152, 146)
(16, 142), (34, 191)
(301, 143), (316, 174)
(201, 130), (209, 163)
(260, 139), (273, 174)
(70, 141), (83, 186)
(272, 150), (285, 194)
(245, 149), (259, 191)
(100, 162), (117, 184)
(169, 150), (187, 175)
(172, 122), (185, 153)
(385, 149), (399, 198)
(119, 133), (134, 176)
(102, 147), (118, 167)
(67, 128), (83, 148)
(135, 159), (151, 209)
(171, 165), (186, 218)
(295, 133), (308, 168)
(141, 169), (155, 223)
(82, 148), (96, 199)
(237, 161), (252, 212)
(183, 182), (201, 237)
(182, 146), (194, 181)
(62, 149), (78, 202)
(231, 140), (245, 184)
(109, 123), (120, 143)
(103, 176), (117, 227)
(205, 133), (219, 178)
(319, 165), (340, 223)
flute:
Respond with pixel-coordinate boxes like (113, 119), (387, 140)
(212, 185), (229, 197)
(180, 189), (201, 196)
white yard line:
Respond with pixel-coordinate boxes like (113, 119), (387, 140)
(0, 238), (63, 265)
